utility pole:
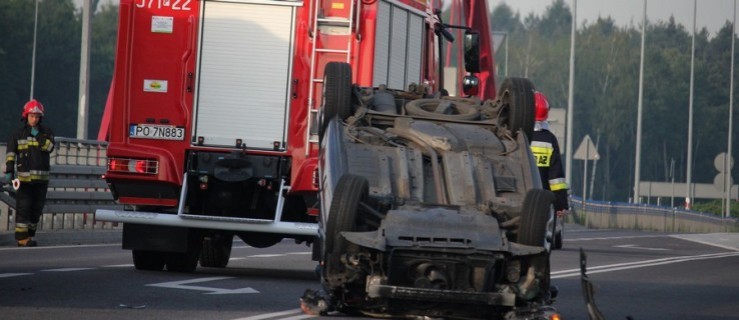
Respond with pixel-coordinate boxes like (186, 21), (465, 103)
(30, 0), (39, 99)
(634, 0), (646, 203)
(565, 0), (576, 190)
(77, 0), (92, 140)
(687, 0), (697, 209)
(727, 0), (736, 218)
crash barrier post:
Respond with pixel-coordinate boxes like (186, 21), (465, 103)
(0, 139), (123, 232)
(568, 196), (738, 233)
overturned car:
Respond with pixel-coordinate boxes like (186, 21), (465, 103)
(303, 62), (559, 320)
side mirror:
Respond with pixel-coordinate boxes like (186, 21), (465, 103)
(462, 75), (480, 96)
(464, 31), (480, 73)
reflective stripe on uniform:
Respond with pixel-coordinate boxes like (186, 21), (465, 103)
(41, 139), (53, 152)
(549, 177), (568, 191)
(17, 170), (49, 182)
(5, 152), (15, 162)
(15, 225), (28, 234)
(531, 141), (554, 167)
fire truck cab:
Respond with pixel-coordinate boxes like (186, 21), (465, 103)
(95, 0), (497, 272)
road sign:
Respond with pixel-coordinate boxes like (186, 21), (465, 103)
(574, 135), (599, 160)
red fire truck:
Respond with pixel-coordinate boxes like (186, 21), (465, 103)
(95, 0), (497, 272)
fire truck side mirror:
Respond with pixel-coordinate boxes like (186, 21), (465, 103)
(464, 31), (481, 74)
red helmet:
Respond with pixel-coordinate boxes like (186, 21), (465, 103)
(534, 91), (549, 121)
(22, 99), (45, 118)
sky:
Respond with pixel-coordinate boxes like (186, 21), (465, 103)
(491, 0), (738, 36)
(74, 0), (737, 36)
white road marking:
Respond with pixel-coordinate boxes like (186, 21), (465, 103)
(147, 276), (259, 295)
(42, 268), (94, 272)
(0, 273), (33, 278)
(103, 264), (135, 268)
(551, 251), (739, 278)
(280, 315), (316, 320)
(566, 235), (672, 241)
(231, 308), (307, 320)
(613, 244), (670, 251)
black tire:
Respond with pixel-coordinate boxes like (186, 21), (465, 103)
(166, 251), (200, 273)
(554, 230), (563, 249)
(498, 77), (536, 141)
(518, 189), (555, 247)
(323, 174), (368, 284)
(319, 62), (353, 138)
(199, 234), (234, 268)
(405, 98), (480, 121)
(132, 250), (166, 271)
(166, 234), (203, 273)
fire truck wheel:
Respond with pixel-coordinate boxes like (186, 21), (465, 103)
(166, 250), (200, 273)
(499, 77), (536, 141)
(319, 62), (353, 139)
(323, 174), (368, 287)
(199, 234), (233, 268)
(132, 250), (166, 271)
(517, 189), (555, 248)
(405, 98), (480, 121)
(166, 234), (203, 273)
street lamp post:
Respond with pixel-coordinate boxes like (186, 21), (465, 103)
(30, 0), (39, 99)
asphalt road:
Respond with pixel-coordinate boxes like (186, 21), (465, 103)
(1, 226), (737, 320)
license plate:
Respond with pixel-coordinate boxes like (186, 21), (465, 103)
(129, 124), (185, 140)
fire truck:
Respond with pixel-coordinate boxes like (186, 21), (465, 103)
(95, 0), (498, 272)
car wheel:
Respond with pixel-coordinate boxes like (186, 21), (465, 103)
(319, 62), (352, 139)
(405, 98), (480, 121)
(518, 189), (555, 247)
(498, 77), (536, 141)
(554, 231), (563, 249)
(323, 174), (368, 287)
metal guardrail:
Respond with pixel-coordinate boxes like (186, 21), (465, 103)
(1, 139), (736, 233)
(0, 138), (123, 232)
(569, 196), (739, 233)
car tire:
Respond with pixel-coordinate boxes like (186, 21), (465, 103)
(518, 189), (555, 247)
(319, 62), (353, 139)
(498, 77), (536, 141)
(323, 174), (368, 285)
(553, 225), (563, 249)
(405, 98), (480, 121)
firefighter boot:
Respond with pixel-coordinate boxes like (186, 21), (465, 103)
(15, 225), (37, 247)
(17, 238), (38, 247)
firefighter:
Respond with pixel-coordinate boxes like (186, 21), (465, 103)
(4, 99), (55, 247)
(530, 91), (569, 216)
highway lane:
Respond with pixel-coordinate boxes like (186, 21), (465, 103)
(0, 227), (737, 320)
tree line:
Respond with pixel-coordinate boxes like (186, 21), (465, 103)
(0, 0), (116, 141)
(493, 0), (737, 215)
(0, 0), (735, 214)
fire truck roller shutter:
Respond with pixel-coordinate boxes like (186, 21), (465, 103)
(193, 0), (300, 149)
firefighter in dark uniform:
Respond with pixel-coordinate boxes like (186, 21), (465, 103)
(530, 91), (569, 216)
(4, 99), (55, 247)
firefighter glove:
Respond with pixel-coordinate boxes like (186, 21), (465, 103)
(4, 172), (12, 183)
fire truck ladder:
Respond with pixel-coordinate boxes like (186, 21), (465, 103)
(306, 0), (357, 149)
